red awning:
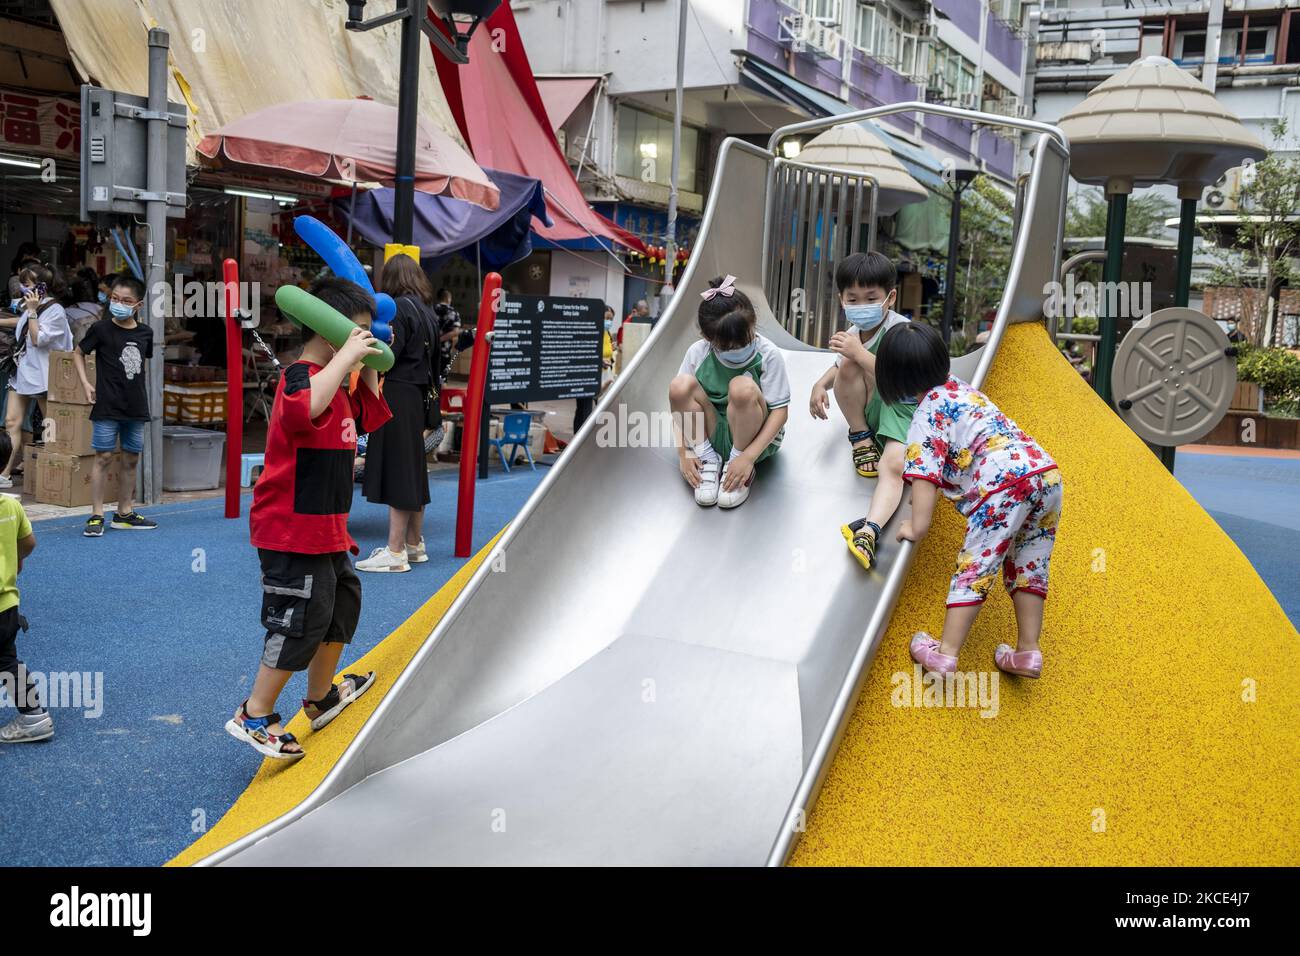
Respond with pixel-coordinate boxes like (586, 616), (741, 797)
(430, 5), (644, 252)
(535, 76), (601, 133)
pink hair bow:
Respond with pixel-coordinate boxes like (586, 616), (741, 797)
(700, 275), (737, 301)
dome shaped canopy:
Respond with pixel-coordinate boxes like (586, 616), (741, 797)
(795, 123), (929, 215)
(1059, 55), (1267, 193)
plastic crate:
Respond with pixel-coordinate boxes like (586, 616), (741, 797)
(164, 383), (227, 424)
(162, 426), (226, 491)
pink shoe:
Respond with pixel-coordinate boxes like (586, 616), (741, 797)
(994, 643), (1042, 678)
(910, 632), (958, 674)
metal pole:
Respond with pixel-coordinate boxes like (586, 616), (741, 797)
(1093, 189), (1128, 405)
(143, 28), (169, 506)
(1174, 195), (1197, 308)
(940, 181), (963, 348)
(661, 0), (688, 304)
(1155, 192), (1199, 475)
(392, 0), (423, 246)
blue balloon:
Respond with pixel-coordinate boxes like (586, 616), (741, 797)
(293, 215), (396, 342)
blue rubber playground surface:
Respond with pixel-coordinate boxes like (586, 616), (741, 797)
(0, 448), (1293, 866)
(1173, 451), (1300, 625)
(2, 465), (547, 866)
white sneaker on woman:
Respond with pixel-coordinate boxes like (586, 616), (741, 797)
(694, 457), (721, 507)
(0, 475), (13, 489)
(406, 537), (429, 564)
(355, 547), (411, 573)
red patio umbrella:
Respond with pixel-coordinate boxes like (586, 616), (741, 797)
(196, 97), (499, 211)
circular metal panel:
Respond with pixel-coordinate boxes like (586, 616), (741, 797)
(1113, 307), (1236, 446)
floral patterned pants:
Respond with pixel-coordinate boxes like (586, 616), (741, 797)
(948, 468), (1063, 607)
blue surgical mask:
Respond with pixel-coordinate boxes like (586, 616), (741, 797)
(97, 291), (108, 304)
(9, 298), (21, 313)
(716, 341), (757, 366)
(604, 319), (613, 333)
(844, 303), (885, 331)
(109, 301), (136, 320)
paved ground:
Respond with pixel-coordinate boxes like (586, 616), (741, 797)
(1172, 450), (1299, 625)
(2, 465), (547, 866)
(0, 441), (1292, 865)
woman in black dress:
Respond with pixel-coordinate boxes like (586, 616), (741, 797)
(356, 255), (438, 573)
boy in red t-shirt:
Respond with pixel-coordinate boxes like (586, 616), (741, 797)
(226, 278), (392, 760)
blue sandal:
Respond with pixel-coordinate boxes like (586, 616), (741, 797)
(225, 702), (305, 760)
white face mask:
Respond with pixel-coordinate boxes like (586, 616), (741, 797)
(715, 341), (757, 366)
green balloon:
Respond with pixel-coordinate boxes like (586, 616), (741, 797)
(274, 284), (395, 372)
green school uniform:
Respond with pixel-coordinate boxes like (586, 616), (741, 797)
(679, 334), (790, 460)
(837, 311), (919, 445)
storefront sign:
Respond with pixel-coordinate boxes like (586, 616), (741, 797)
(489, 295), (604, 403)
(0, 87), (79, 159)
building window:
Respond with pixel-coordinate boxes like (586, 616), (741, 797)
(1176, 31), (1207, 63)
(803, 0), (844, 23)
(614, 104), (700, 194)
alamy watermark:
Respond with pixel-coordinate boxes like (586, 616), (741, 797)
(891, 664), (1000, 718)
(0, 667), (104, 718)
(1043, 276), (1152, 321)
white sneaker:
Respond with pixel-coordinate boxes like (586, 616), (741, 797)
(0, 712), (54, 743)
(717, 462), (754, 509)
(694, 457), (721, 506)
(406, 536), (429, 564)
(0, 475), (12, 489)
(355, 547), (411, 573)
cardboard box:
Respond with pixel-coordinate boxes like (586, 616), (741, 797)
(35, 452), (119, 509)
(45, 402), (95, 456)
(23, 445), (39, 496)
(47, 351), (95, 405)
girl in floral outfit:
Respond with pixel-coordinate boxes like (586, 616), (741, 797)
(877, 322), (1063, 679)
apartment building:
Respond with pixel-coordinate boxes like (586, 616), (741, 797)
(515, 0), (1036, 307)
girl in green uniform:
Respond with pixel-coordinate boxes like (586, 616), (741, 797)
(808, 252), (918, 569)
(670, 276), (791, 510)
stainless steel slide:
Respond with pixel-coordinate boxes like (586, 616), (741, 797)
(202, 106), (1069, 867)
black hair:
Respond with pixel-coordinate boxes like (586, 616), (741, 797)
(436, 287), (452, 302)
(99, 272), (118, 290)
(111, 275), (146, 303)
(9, 242), (41, 276)
(76, 266), (99, 286)
(835, 251), (897, 294)
(874, 322), (950, 405)
(305, 276), (375, 342)
(696, 276), (756, 352)
(69, 276), (98, 306)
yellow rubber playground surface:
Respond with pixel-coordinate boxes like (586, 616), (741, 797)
(174, 323), (1299, 867)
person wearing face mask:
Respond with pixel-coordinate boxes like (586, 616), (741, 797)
(0, 265), (72, 489)
(807, 252), (916, 570)
(669, 275), (790, 509)
(72, 276), (157, 533)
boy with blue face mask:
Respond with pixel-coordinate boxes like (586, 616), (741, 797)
(808, 252), (915, 570)
(670, 275), (790, 509)
(73, 276), (157, 536)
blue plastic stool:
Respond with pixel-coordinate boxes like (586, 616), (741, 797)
(240, 453), (265, 486)
(488, 412), (535, 473)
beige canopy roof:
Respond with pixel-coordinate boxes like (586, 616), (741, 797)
(1058, 55), (1266, 195)
(795, 123), (929, 215)
(48, 0), (467, 161)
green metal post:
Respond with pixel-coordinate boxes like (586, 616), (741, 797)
(1155, 195), (1199, 475)
(1093, 191), (1128, 405)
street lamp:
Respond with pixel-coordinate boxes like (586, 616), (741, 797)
(345, 1), (502, 246)
(940, 162), (979, 348)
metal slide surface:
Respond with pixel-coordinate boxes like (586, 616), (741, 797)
(204, 112), (1069, 867)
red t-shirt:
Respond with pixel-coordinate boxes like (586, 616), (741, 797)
(249, 360), (392, 555)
